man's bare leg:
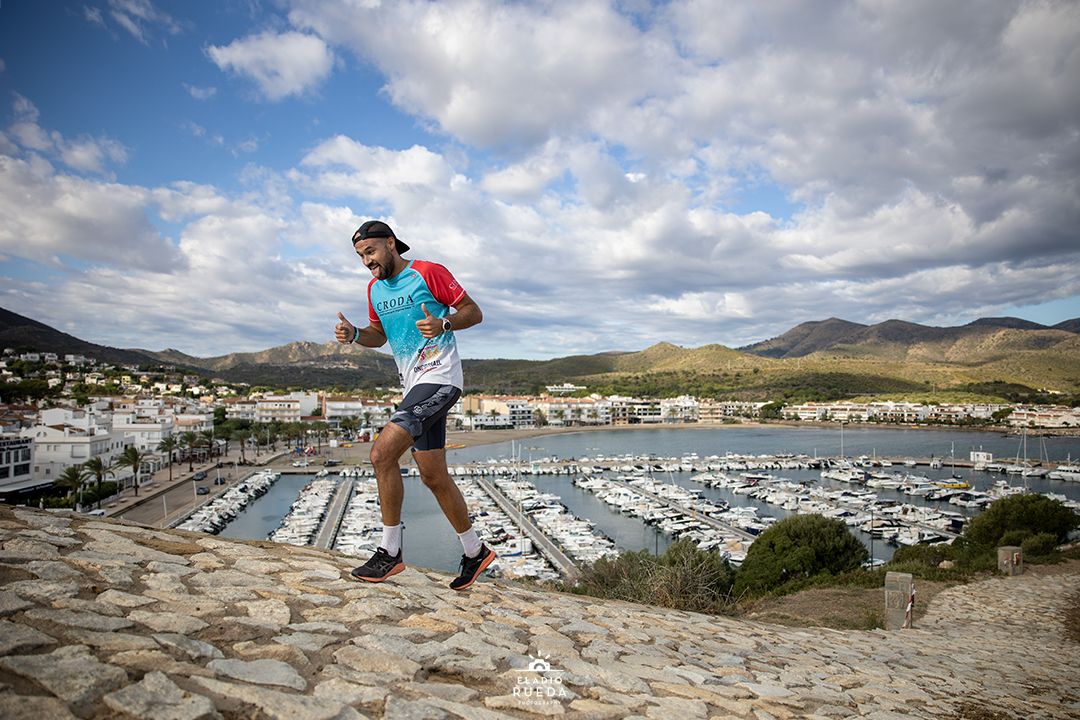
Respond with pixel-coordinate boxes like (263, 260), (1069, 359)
(369, 422), (415, 526)
(349, 422), (416, 583)
(414, 448), (470, 532)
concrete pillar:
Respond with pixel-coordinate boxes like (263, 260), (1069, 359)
(884, 571), (914, 630)
(997, 546), (1023, 576)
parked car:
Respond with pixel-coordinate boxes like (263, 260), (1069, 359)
(323, 459), (341, 466)
(214, 477), (227, 485)
(192, 471), (208, 481)
(195, 486), (210, 495)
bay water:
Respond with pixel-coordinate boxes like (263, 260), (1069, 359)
(217, 425), (1080, 573)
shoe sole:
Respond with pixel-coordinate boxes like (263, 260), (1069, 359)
(350, 562), (405, 583)
(451, 550), (496, 591)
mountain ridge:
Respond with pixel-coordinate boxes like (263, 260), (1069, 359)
(3, 307), (1079, 395)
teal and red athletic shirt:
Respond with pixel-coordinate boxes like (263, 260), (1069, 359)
(367, 260), (466, 393)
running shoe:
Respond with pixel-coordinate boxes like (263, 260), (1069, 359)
(450, 544), (496, 590)
(350, 547), (405, 582)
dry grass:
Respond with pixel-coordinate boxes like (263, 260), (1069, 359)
(741, 579), (955, 631)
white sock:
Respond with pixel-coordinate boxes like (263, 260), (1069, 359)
(381, 524), (402, 556)
(458, 527), (482, 558)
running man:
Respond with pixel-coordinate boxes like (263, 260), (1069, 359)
(335, 220), (496, 590)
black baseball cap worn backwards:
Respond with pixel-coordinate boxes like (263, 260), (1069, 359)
(353, 220), (410, 255)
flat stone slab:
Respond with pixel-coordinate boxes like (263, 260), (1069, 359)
(103, 671), (221, 720)
(23, 608), (134, 632)
(0, 618), (57, 654)
(0, 645), (128, 713)
(128, 609), (209, 634)
(207, 657), (308, 691)
(153, 632), (225, 660)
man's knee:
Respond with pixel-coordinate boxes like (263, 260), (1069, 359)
(370, 441), (399, 468)
(420, 470), (451, 491)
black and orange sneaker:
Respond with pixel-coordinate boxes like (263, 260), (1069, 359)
(350, 547), (405, 583)
(449, 544), (496, 591)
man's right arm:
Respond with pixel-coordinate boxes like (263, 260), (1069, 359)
(353, 322), (387, 348)
(335, 312), (387, 348)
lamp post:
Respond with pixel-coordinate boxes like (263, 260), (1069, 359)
(869, 504), (875, 568)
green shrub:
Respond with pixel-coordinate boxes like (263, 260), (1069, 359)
(734, 514), (868, 597)
(890, 543), (955, 568)
(568, 540), (736, 615)
(998, 529), (1030, 547)
(1021, 532), (1059, 557)
(964, 494), (1079, 549)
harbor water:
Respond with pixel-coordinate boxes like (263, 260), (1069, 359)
(214, 425), (1080, 572)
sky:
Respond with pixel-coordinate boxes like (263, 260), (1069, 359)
(1, 0), (1078, 361)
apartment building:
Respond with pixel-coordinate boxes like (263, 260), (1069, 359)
(223, 398), (258, 421)
(1009, 405), (1080, 428)
(21, 408), (134, 485)
(660, 395), (699, 423)
(321, 396), (395, 427)
(0, 435), (39, 502)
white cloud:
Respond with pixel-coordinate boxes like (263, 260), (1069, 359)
(207, 31), (334, 101)
(83, 6), (105, 27)
(289, 0), (668, 149)
(4, 2), (1079, 360)
(6, 94), (130, 176)
(107, 0), (181, 45)
(183, 83), (217, 100)
(0, 153), (178, 271)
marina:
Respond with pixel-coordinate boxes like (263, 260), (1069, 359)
(175, 427), (1080, 575)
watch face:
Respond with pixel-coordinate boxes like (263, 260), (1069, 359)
(442, 318), (452, 331)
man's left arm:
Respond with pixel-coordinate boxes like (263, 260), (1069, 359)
(447, 293), (482, 331)
(416, 293), (482, 338)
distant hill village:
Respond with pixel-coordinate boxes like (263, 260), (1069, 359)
(2, 346), (1078, 506)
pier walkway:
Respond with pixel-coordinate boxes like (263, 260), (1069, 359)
(314, 477), (355, 549)
(474, 476), (581, 581)
(604, 476), (758, 542)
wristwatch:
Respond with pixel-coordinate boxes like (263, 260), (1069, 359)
(441, 317), (453, 333)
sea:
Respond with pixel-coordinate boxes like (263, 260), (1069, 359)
(219, 425), (1080, 573)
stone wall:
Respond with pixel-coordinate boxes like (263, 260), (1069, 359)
(0, 505), (1077, 719)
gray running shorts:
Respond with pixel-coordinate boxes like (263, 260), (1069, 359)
(389, 384), (462, 451)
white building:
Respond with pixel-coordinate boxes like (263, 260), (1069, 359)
(660, 395), (699, 423)
(111, 412), (175, 452)
(1008, 405), (1080, 428)
(255, 396), (302, 424)
(0, 435), (40, 502)
(223, 398), (258, 421)
(545, 382), (587, 395)
(321, 396), (395, 427)
(21, 408), (134, 486)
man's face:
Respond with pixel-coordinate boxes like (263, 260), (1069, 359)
(353, 237), (396, 279)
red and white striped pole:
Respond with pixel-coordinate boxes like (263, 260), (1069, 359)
(902, 580), (916, 628)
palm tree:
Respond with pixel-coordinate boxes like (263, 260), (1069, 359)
(157, 436), (180, 486)
(82, 456), (116, 509)
(199, 430), (215, 460)
(180, 431), (199, 472)
(216, 426), (233, 459)
(239, 429), (253, 463)
(56, 464), (90, 507)
(119, 446), (151, 497)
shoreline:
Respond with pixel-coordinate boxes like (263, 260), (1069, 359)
(442, 419), (1077, 451)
